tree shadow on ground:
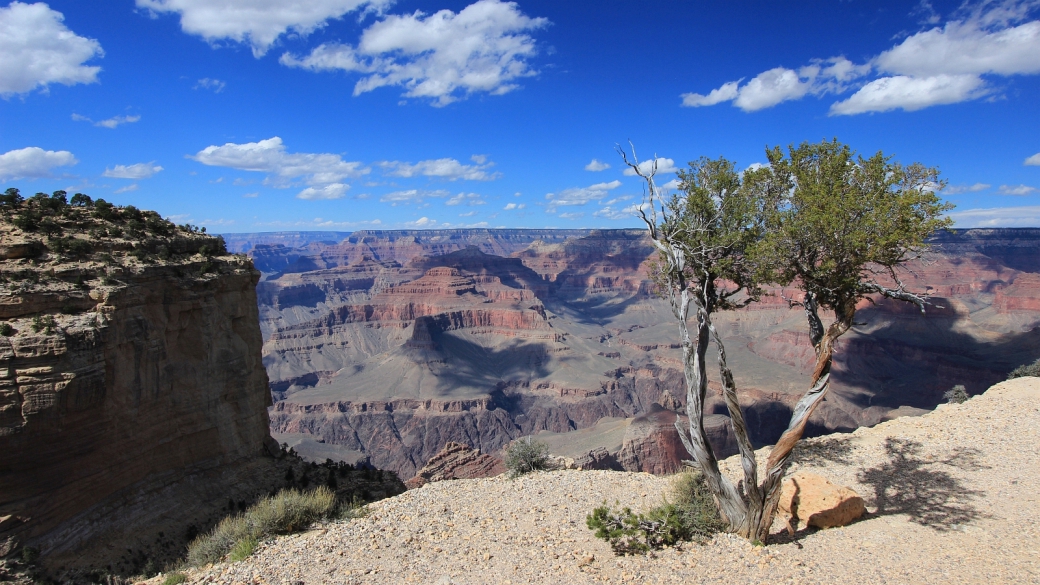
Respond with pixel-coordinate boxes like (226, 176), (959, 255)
(771, 435), (990, 544)
(858, 437), (990, 531)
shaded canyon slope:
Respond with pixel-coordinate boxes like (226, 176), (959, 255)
(251, 228), (1040, 480)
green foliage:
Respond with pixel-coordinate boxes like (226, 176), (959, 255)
(1008, 358), (1040, 379)
(753, 139), (953, 316)
(227, 536), (258, 562)
(12, 209), (40, 231)
(1, 187), (24, 208)
(943, 385), (969, 404)
(161, 572), (187, 585)
(31, 314), (57, 334)
(185, 487), (336, 566)
(504, 436), (552, 478)
(70, 192), (92, 207)
(0, 322), (13, 336)
(587, 471), (725, 555)
(93, 199), (117, 221)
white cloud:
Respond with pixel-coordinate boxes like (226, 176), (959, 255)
(0, 2), (103, 96)
(681, 80), (740, 107)
(190, 137), (368, 188)
(593, 202), (645, 220)
(470, 154), (487, 164)
(459, 210), (477, 217)
(948, 205), (1040, 227)
(135, 0), (389, 57)
(558, 211), (584, 220)
(622, 158), (678, 176)
(1026, 152), (1040, 165)
(998, 184), (1038, 195)
(379, 188), (449, 205)
(943, 182), (991, 194)
(103, 162), (163, 179)
(379, 157), (500, 181)
(659, 179), (680, 190)
(0, 146), (77, 179)
(297, 183), (350, 200)
(114, 184), (139, 194)
(503, 202), (525, 210)
(280, 0), (549, 106)
(243, 192), (259, 198)
(72, 113), (141, 128)
(545, 179), (621, 212)
(194, 77), (225, 92)
(681, 2), (1040, 115)
(585, 158), (610, 172)
(445, 192), (485, 206)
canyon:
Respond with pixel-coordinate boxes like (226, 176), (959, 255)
(244, 228), (1040, 480)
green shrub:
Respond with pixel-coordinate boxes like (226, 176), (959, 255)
(587, 470), (724, 555)
(185, 487), (336, 566)
(1008, 358), (1040, 380)
(161, 572), (187, 585)
(943, 384), (969, 404)
(505, 436), (552, 478)
(31, 314), (57, 334)
(227, 536), (258, 562)
(0, 322), (13, 336)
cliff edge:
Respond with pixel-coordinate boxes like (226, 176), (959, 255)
(0, 191), (282, 576)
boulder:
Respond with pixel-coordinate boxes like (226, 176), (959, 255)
(405, 442), (505, 489)
(778, 471), (865, 532)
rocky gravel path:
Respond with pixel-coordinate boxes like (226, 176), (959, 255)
(169, 378), (1040, 585)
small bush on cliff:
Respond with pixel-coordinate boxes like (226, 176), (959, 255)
(161, 572), (187, 585)
(1008, 358), (1040, 380)
(943, 385), (970, 404)
(186, 487), (336, 566)
(0, 322), (13, 336)
(587, 470), (724, 555)
(505, 436), (552, 478)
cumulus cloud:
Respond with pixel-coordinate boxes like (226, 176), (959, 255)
(503, 202), (525, 210)
(948, 205), (1040, 227)
(0, 146), (77, 180)
(545, 179), (622, 212)
(297, 183), (350, 200)
(585, 159), (610, 172)
(557, 211), (584, 220)
(593, 203), (645, 220)
(135, 0), (389, 57)
(659, 179), (680, 191)
(1026, 152), (1040, 165)
(379, 157), (500, 181)
(103, 162), (163, 179)
(0, 2), (103, 96)
(622, 158), (678, 176)
(280, 0), (549, 105)
(943, 182), (991, 194)
(445, 192), (485, 206)
(999, 184), (1038, 195)
(72, 113), (141, 128)
(379, 188), (450, 205)
(682, 2), (1040, 115)
(190, 137), (368, 189)
(194, 77), (225, 92)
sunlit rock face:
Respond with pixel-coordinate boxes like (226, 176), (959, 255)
(252, 228), (1040, 480)
(0, 248), (277, 571)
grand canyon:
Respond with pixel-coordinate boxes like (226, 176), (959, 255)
(222, 228), (1040, 480)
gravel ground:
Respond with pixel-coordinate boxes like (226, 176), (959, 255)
(163, 378), (1040, 585)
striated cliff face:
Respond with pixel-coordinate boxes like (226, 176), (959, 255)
(247, 228), (1040, 481)
(0, 196), (289, 575)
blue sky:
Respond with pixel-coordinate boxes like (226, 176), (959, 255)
(1, 0), (1038, 232)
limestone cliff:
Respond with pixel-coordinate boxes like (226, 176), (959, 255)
(0, 192), (281, 575)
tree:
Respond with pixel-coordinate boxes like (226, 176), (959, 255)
(624, 139), (952, 543)
(620, 145), (772, 536)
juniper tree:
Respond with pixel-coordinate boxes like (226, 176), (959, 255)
(624, 139), (952, 543)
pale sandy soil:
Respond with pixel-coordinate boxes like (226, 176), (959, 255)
(164, 378), (1040, 585)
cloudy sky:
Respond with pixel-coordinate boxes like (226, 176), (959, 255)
(1, 0), (1038, 231)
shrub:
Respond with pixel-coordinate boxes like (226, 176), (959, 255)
(587, 470), (724, 555)
(185, 487), (336, 566)
(227, 536), (258, 562)
(161, 572), (187, 585)
(1008, 358), (1040, 380)
(505, 436), (552, 478)
(31, 315), (57, 335)
(943, 384), (969, 404)
(0, 322), (13, 336)
(70, 193), (93, 207)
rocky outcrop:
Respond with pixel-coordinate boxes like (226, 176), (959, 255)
(404, 442), (505, 489)
(778, 471), (866, 531)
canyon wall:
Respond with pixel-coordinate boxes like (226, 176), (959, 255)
(0, 212), (284, 575)
(247, 228), (1040, 480)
